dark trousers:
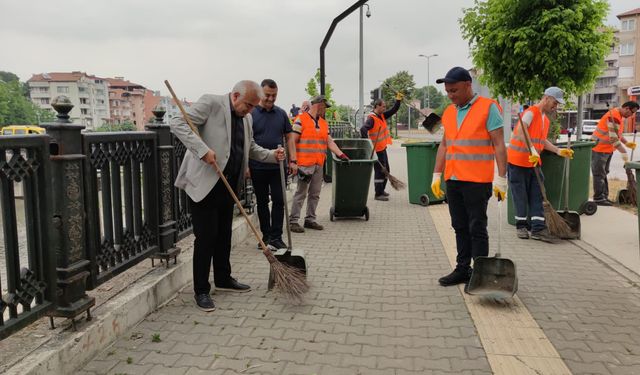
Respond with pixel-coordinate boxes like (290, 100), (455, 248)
(446, 180), (492, 272)
(250, 168), (284, 242)
(374, 149), (389, 196)
(508, 163), (546, 232)
(189, 181), (234, 295)
(591, 151), (613, 201)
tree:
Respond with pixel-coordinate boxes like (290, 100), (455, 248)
(0, 79), (53, 126)
(305, 68), (339, 119)
(413, 86), (446, 111)
(378, 71), (417, 129)
(95, 121), (135, 132)
(460, 0), (613, 102)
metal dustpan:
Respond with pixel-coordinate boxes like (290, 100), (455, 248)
(466, 199), (518, 299)
(268, 153), (308, 291)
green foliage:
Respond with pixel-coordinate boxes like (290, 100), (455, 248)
(460, 0), (613, 102)
(151, 333), (161, 343)
(0, 79), (53, 126)
(378, 71), (417, 128)
(95, 122), (135, 132)
(413, 86), (446, 110)
(305, 68), (337, 118)
(332, 104), (354, 122)
(0, 71), (20, 83)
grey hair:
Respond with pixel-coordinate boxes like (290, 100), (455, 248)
(232, 80), (264, 100)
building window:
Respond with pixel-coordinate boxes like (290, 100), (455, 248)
(80, 98), (88, 104)
(81, 108), (89, 115)
(620, 42), (635, 56)
(79, 87), (86, 93)
(33, 87), (49, 93)
(619, 66), (634, 78)
(595, 77), (615, 87)
(57, 86), (69, 93)
(622, 19), (636, 32)
(95, 89), (105, 96)
(39, 98), (50, 104)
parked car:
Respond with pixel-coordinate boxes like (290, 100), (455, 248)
(581, 120), (598, 135)
(1, 125), (45, 135)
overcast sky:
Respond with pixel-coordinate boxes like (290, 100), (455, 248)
(0, 0), (633, 110)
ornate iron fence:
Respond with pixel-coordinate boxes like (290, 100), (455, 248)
(0, 135), (57, 340)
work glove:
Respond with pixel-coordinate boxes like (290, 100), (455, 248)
(528, 149), (540, 167)
(626, 141), (637, 150)
(556, 148), (574, 159)
(493, 175), (507, 201)
(338, 153), (350, 163)
(431, 172), (444, 199)
(622, 153), (629, 163)
(395, 92), (404, 101)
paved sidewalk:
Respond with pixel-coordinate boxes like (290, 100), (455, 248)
(80, 141), (640, 375)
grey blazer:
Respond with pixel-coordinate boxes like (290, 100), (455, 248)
(170, 93), (276, 202)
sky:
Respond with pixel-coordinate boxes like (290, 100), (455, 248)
(0, 0), (634, 111)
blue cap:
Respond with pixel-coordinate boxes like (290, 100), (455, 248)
(436, 67), (472, 84)
(543, 86), (565, 105)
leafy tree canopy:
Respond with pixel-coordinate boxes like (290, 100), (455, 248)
(460, 0), (613, 102)
(0, 78), (53, 126)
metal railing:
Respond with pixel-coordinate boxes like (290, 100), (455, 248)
(0, 135), (57, 340)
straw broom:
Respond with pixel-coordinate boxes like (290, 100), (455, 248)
(367, 117), (406, 190)
(614, 107), (637, 206)
(164, 80), (309, 301)
(517, 112), (573, 238)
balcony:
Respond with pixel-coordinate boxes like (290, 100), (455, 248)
(593, 86), (617, 95)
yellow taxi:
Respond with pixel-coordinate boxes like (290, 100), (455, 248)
(0, 125), (46, 135)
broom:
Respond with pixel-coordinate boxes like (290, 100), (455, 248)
(164, 80), (309, 301)
(517, 112), (573, 238)
(613, 106), (637, 206)
(367, 128), (406, 190)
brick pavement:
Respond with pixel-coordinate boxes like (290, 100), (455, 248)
(79, 142), (640, 375)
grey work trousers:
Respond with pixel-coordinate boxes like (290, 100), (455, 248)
(289, 164), (323, 224)
(591, 151), (613, 201)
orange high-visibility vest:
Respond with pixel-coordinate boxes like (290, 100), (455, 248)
(592, 108), (623, 154)
(367, 113), (393, 152)
(442, 97), (496, 183)
(296, 112), (329, 167)
(507, 106), (549, 168)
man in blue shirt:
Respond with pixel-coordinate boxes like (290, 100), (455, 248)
(250, 79), (295, 250)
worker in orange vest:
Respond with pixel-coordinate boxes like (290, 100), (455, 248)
(430, 66), (507, 287)
(288, 95), (349, 233)
(507, 87), (574, 242)
(591, 101), (639, 205)
(360, 92), (403, 200)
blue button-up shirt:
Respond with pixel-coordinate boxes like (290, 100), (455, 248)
(250, 104), (292, 170)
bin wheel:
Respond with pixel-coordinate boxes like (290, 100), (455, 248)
(364, 207), (369, 221)
(618, 189), (629, 205)
(581, 201), (598, 216)
(323, 174), (332, 183)
(330, 207), (335, 222)
(419, 194), (430, 206)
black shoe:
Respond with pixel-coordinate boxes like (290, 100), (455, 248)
(438, 269), (471, 286)
(269, 238), (288, 250)
(304, 221), (324, 230)
(382, 191), (390, 197)
(374, 195), (389, 201)
(194, 294), (216, 312)
(216, 278), (251, 293)
(530, 229), (560, 243)
(595, 199), (612, 206)
(257, 236), (270, 249)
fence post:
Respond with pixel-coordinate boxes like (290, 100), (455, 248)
(145, 106), (180, 267)
(39, 96), (95, 325)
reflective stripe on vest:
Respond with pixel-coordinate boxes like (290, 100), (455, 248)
(368, 113), (393, 152)
(507, 106), (549, 168)
(442, 97), (496, 183)
(592, 109), (623, 154)
(296, 112), (329, 167)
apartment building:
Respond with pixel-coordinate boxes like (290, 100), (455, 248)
(143, 90), (191, 125)
(583, 38), (620, 119)
(617, 8), (640, 104)
(27, 71), (110, 129)
(106, 77), (146, 130)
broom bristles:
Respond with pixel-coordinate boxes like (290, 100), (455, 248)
(270, 261), (309, 303)
(627, 176), (637, 206)
(542, 200), (573, 238)
(380, 165), (406, 190)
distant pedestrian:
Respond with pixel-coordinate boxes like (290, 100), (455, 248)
(289, 95), (349, 233)
(250, 79), (296, 250)
(171, 80), (285, 312)
(290, 103), (300, 118)
(591, 101), (639, 205)
(359, 92), (403, 201)
(507, 87), (574, 242)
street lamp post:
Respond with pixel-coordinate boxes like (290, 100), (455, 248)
(418, 53), (438, 109)
(359, 4), (371, 128)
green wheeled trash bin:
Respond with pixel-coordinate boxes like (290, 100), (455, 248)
(401, 141), (446, 206)
(323, 147), (333, 182)
(330, 138), (376, 221)
(507, 141), (597, 225)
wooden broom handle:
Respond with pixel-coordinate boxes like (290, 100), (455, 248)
(164, 80), (271, 255)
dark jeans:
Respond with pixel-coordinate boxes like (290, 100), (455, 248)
(374, 149), (389, 196)
(250, 168), (284, 241)
(189, 181), (234, 295)
(508, 163), (546, 232)
(446, 180), (492, 272)
(591, 151), (613, 201)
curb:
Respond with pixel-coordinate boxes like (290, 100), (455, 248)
(5, 214), (257, 375)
